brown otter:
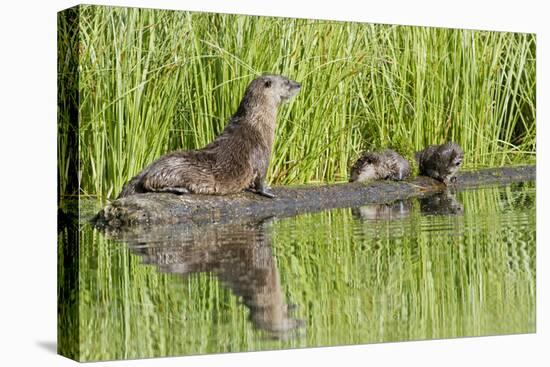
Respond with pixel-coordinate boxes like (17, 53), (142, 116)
(349, 149), (411, 183)
(117, 75), (301, 199)
(415, 142), (464, 185)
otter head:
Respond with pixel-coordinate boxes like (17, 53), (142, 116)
(244, 75), (301, 109)
(438, 142), (464, 185)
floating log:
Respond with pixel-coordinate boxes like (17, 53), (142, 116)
(93, 165), (535, 228)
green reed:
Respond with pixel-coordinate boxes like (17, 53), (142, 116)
(59, 5), (536, 198)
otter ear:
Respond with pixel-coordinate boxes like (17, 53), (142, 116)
(264, 79), (272, 88)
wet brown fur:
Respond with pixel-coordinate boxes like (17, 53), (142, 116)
(349, 149), (411, 183)
(117, 75), (301, 198)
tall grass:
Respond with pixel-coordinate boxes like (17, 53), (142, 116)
(59, 5), (536, 198)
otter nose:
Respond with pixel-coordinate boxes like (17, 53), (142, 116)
(293, 82), (301, 89)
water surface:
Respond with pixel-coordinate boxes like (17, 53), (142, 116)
(58, 183), (535, 361)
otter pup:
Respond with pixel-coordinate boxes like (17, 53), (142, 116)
(117, 75), (301, 199)
(415, 142), (464, 185)
(349, 149), (411, 183)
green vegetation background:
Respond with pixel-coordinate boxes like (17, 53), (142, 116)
(58, 5), (536, 199)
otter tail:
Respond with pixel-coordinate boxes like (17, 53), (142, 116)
(116, 172), (146, 199)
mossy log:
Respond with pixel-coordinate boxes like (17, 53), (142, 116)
(93, 165), (535, 228)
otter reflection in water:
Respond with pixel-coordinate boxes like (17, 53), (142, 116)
(109, 218), (303, 339)
(351, 190), (463, 221)
(352, 200), (412, 221)
(419, 190), (464, 216)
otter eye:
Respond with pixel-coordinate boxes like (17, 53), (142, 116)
(264, 80), (272, 88)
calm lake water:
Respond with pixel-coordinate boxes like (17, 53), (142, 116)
(58, 183), (535, 361)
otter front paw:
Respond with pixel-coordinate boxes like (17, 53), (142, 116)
(257, 188), (276, 199)
(247, 187), (276, 198)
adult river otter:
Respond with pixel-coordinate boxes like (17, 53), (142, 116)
(117, 75), (301, 199)
(415, 142), (464, 185)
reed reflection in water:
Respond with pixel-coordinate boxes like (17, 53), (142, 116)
(65, 184), (535, 361)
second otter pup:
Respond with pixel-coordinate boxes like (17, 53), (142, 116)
(117, 75), (301, 199)
(415, 142), (464, 185)
(349, 149), (411, 183)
